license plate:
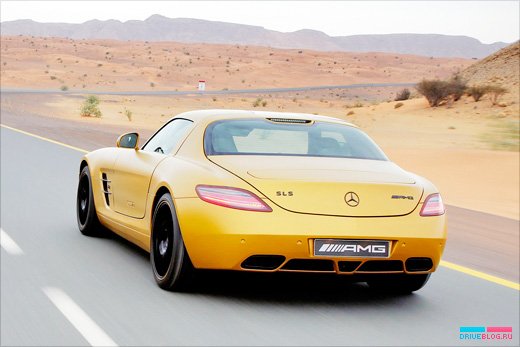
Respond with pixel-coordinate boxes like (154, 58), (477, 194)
(314, 239), (390, 258)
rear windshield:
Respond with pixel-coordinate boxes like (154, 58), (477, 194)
(204, 119), (388, 160)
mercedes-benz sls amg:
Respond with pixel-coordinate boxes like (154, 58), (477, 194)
(76, 110), (447, 292)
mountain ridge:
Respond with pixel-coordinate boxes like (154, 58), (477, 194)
(0, 15), (509, 58)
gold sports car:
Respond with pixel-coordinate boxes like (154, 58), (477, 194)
(77, 109), (447, 292)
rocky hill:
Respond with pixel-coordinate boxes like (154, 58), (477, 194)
(462, 41), (519, 86)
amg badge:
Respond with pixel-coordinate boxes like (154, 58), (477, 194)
(314, 239), (390, 258)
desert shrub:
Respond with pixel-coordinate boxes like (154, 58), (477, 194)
(60, 85), (68, 91)
(487, 85), (508, 105)
(446, 75), (467, 101)
(261, 100), (267, 107)
(253, 98), (263, 107)
(80, 95), (102, 118)
(150, 82), (155, 87)
(124, 108), (132, 121)
(416, 75), (469, 107)
(467, 85), (488, 102)
(394, 88), (410, 101)
(50, 76), (57, 80)
(347, 111), (355, 116)
(394, 102), (404, 109)
(416, 79), (451, 107)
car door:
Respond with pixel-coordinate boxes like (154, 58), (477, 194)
(111, 118), (194, 218)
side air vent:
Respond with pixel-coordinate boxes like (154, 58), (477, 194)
(101, 173), (111, 206)
(266, 118), (312, 124)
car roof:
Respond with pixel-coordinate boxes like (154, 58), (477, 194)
(174, 109), (357, 127)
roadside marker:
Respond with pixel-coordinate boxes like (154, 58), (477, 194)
(0, 228), (24, 255)
(3, 123), (519, 292)
(42, 287), (118, 347)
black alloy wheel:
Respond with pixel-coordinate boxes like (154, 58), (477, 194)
(150, 193), (195, 291)
(76, 166), (103, 236)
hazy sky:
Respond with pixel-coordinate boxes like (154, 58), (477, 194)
(1, 1), (518, 43)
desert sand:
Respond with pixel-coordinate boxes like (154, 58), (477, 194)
(1, 36), (518, 220)
(0, 35), (471, 92)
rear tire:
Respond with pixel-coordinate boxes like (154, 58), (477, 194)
(151, 193), (195, 291)
(76, 166), (104, 236)
(367, 273), (431, 294)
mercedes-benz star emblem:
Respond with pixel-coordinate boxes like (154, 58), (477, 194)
(345, 192), (360, 207)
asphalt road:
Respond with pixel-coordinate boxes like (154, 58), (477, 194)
(1, 108), (519, 282)
(1, 126), (519, 346)
(0, 82), (415, 96)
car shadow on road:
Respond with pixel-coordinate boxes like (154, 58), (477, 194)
(187, 270), (422, 305)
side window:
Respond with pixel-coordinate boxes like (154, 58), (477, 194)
(142, 119), (193, 154)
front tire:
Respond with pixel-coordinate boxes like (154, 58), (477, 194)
(151, 193), (194, 291)
(367, 273), (431, 294)
(76, 166), (103, 236)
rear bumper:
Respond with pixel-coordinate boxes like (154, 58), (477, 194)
(175, 198), (447, 274)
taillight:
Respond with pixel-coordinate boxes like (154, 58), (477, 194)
(195, 185), (272, 212)
(420, 193), (445, 216)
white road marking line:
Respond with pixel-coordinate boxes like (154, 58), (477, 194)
(0, 228), (24, 255)
(42, 287), (118, 347)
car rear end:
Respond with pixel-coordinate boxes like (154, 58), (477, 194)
(176, 114), (446, 287)
(177, 186), (446, 276)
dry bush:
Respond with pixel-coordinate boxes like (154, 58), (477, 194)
(253, 98), (262, 107)
(394, 102), (404, 109)
(124, 108), (132, 121)
(80, 95), (102, 117)
(487, 85), (508, 105)
(416, 76), (467, 107)
(394, 88), (410, 101)
(467, 85), (488, 102)
(416, 79), (451, 107)
(447, 75), (467, 101)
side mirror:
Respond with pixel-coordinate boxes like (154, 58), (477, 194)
(117, 133), (139, 149)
